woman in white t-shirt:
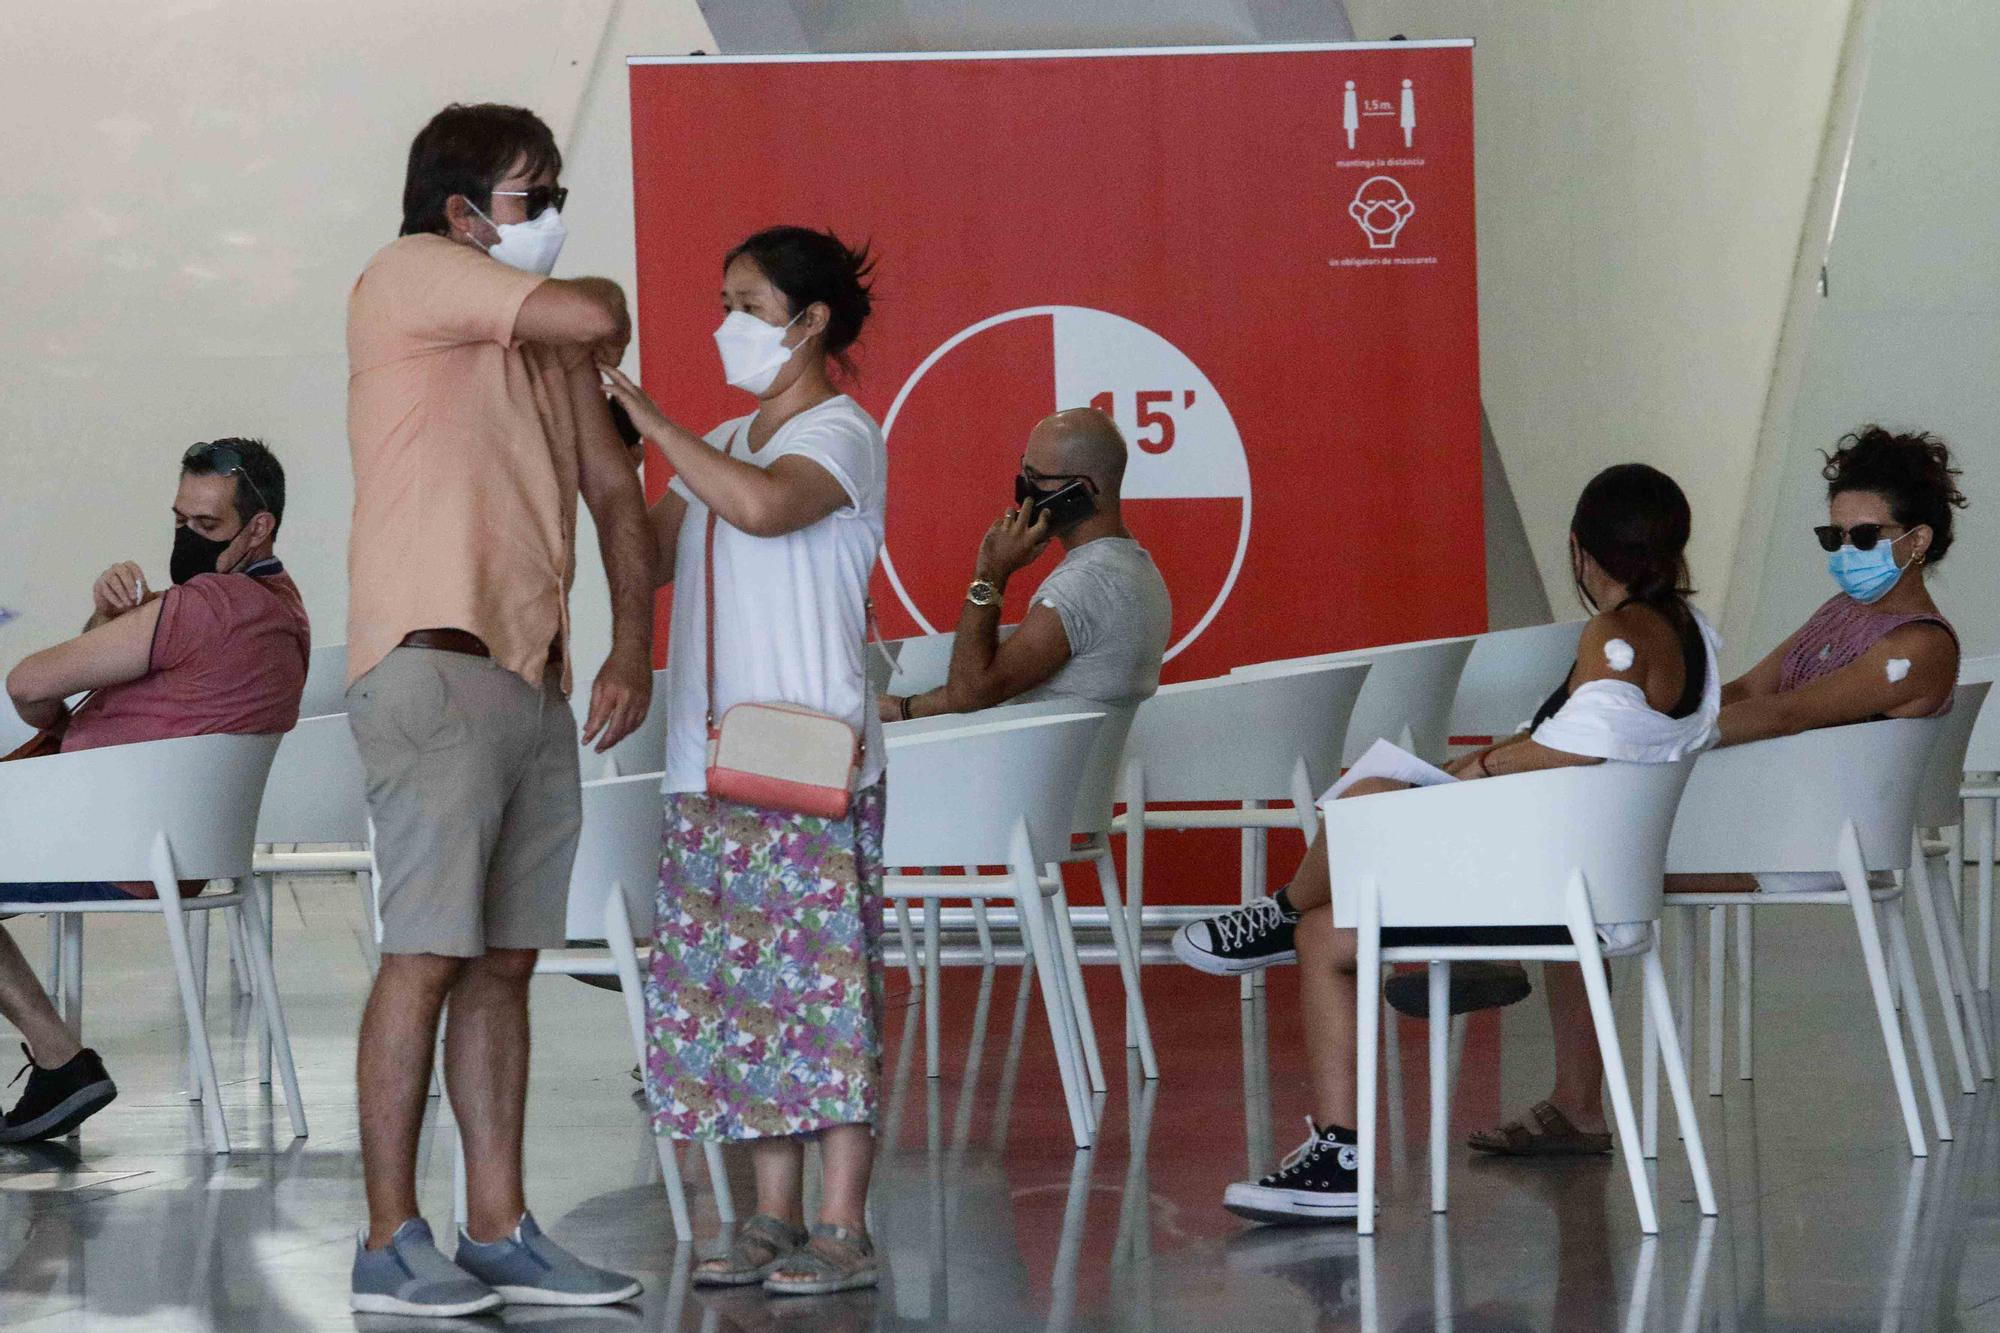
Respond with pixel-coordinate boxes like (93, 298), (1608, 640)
(601, 226), (888, 1296)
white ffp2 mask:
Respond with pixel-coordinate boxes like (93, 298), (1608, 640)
(713, 310), (804, 394)
(473, 203), (567, 276)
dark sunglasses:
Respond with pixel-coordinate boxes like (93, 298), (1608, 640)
(1814, 522), (1907, 553)
(1015, 462), (1098, 504)
(489, 185), (568, 220)
(184, 441), (271, 515)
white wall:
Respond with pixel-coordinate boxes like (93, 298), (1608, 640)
(0, 0), (714, 676)
(1729, 0), (2000, 662)
(1343, 1), (1855, 632)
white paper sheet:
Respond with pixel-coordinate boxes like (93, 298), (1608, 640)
(1321, 737), (1456, 802)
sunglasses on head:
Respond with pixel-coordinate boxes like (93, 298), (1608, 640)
(489, 185), (568, 220)
(184, 441), (270, 515)
(1813, 522), (1907, 553)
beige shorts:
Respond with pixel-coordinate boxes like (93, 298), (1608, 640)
(347, 646), (582, 958)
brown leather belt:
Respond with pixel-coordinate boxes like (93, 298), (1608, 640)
(400, 629), (489, 657)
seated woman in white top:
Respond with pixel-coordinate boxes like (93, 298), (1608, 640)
(1206, 463), (1721, 1226)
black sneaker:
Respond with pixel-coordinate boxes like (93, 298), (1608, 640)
(1171, 896), (1298, 975)
(0, 1045), (117, 1143)
(1383, 961), (1533, 1019)
(1223, 1119), (1360, 1224)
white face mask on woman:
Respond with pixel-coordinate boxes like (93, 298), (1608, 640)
(713, 310), (804, 394)
(471, 203), (567, 276)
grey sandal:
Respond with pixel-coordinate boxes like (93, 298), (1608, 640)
(763, 1223), (879, 1297)
(692, 1214), (807, 1287)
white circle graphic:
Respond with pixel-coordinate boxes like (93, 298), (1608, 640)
(879, 305), (1252, 662)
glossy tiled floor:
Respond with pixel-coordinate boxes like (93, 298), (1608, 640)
(4, 882), (2000, 1331)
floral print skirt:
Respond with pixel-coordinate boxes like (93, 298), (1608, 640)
(643, 781), (886, 1141)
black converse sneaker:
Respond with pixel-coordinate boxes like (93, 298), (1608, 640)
(0, 1045), (117, 1143)
(1224, 1119), (1361, 1224)
(1171, 895), (1299, 975)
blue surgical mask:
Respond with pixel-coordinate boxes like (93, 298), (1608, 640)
(1827, 537), (1911, 604)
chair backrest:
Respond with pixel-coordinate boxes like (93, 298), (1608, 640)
(1666, 715), (1948, 874)
(577, 667), (671, 780)
(1915, 682), (1992, 828)
(1958, 654), (2000, 771)
(1124, 663), (1369, 804)
(1325, 759), (1694, 929)
(1235, 637), (1475, 765)
(0, 733), (281, 882)
(256, 714), (369, 843)
(888, 696), (1137, 835)
(298, 642), (351, 719)
(883, 712), (1104, 869)
(564, 773), (666, 942)
(884, 627), (1018, 697)
(1447, 620), (1588, 738)
(865, 637), (902, 698)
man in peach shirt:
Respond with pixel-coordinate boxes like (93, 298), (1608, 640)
(344, 103), (653, 1318)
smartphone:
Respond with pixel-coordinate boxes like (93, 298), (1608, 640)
(1025, 479), (1097, 531)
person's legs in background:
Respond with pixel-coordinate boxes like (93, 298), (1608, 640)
(0, 905), (117, 1143)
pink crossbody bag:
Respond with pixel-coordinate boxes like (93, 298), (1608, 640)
(702, 506), (862, 820)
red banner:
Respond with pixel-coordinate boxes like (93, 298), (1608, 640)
(628, 42), (1485, 680)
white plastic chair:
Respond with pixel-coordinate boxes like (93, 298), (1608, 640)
(883, 711), (1107, 1147)
(1119, 664), (1370, 995)
(1446, 620), (1589, 743)
(890, 699), (1156, 1089)
(1326, 758), (1715, 1235)
(574, 667), (671, 781)
(0, 734), (302, 1154)
(1234, 635), (1477, 764)
(1956, 653), (2000, 989)
(1662, 713), (1955, 1157)
(298, 642), (351, 720)
(448, 772), (731, 1243)
(1698, 684), (1995, 1100)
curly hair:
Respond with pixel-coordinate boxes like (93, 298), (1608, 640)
(1822, 426), (1968, 565)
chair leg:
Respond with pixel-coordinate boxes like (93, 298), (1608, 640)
(1673, 906), (1694, 1137)
(44, 917), (61, 1003)
(184, 912), (211, 1101)
(1018, 886), (1094, 1148)
(1046, 873), (1107, 1095)
(1641, 972), (1659, 1161)
(894, 900), (921, 988)
(970, 897), (995, 967)
(257, 882), (275, 1088)
(1883, 902), (1902, 1010)
(59, 916), (83, 1040)
(1093, 850), (1157, 1080)
(1927, 851), (1994, 1080)
(225, 896), (253, 997)
(238, 887), (307, 1139)
(355, 869), (381, 974)
(1884, 905), (1952, 1141)
(1976, 796), (1994, 991)
(704, 1142), (736, 1225)
(1848, 880), (1930, 1157)
(1706, 907), (1725, 1097)
(601, 891), (696, 1243)
(1643, 946), (1718, 1216)
(1356, 919), (1381, 1237)
(923, 898), (942, 1080)
(1566, 880), (1655, 1234)
(160, 894), (229, 1154)
(1428, 962), (1450, 1215)
(1908, 847), (1976, 1094)
(1735, 905), (1754, 1081)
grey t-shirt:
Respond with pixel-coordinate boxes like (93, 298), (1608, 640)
(1016, 537), (1172, 708)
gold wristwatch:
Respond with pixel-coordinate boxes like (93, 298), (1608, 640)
(966, 578), (1001, 607)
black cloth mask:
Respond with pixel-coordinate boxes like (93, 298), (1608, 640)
(171, 524), (235, 585)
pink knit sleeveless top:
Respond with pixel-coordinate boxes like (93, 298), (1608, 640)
(1778, 595), (1957, 714)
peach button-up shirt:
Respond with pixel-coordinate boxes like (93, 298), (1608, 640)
(345, 234), (586, 694)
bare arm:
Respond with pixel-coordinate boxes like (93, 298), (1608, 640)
(1718, 623), (1956, 747)
(571, 366), (655, 751)
(601, 365), (849, 538)
(647, 489), (690, 590)
(513, 277), (630, 364)
(902, 603), (1072, 719)
(8, 600), (163, 730)
(1722, 631), (1795, 706)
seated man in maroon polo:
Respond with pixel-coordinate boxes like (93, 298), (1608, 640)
(0, 438), (308, 1143)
